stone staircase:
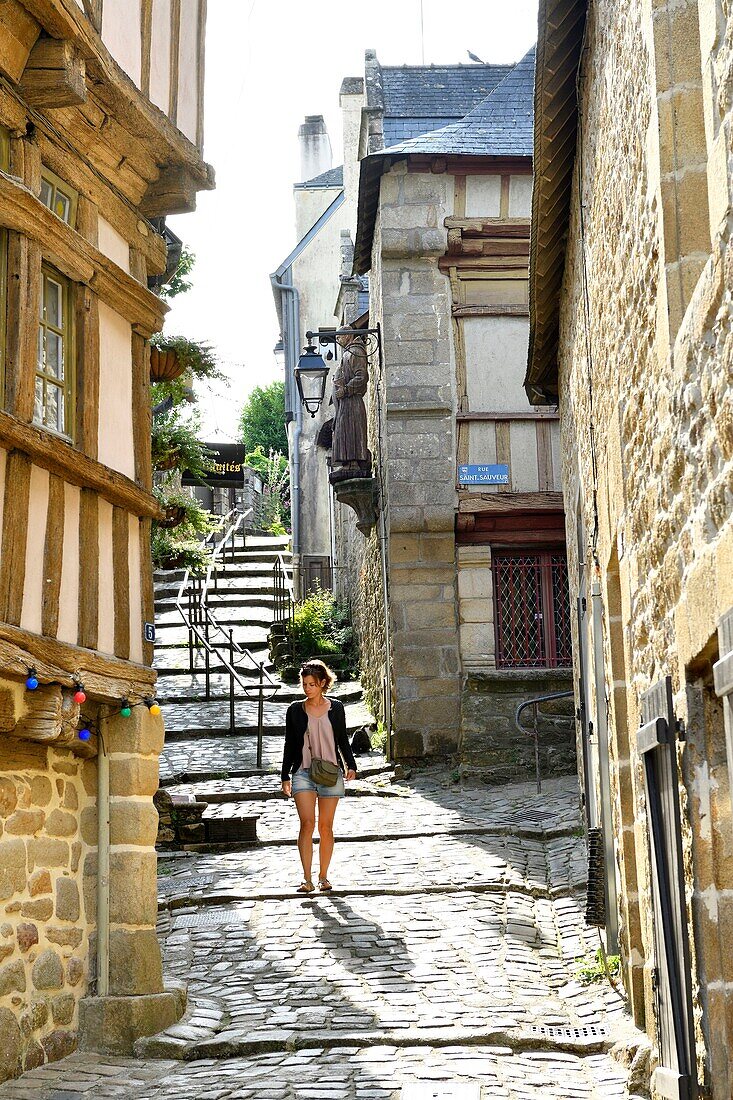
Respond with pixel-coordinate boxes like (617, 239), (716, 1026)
(152, 531), (374, 847)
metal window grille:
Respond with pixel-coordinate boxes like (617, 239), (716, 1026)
(493, 550), (572, 669)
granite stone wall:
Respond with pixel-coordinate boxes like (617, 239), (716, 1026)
(555, 0), (733, 1091)
(0, 698), (168, 1081)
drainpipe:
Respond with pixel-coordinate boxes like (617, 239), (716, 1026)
(591, 576), (619, 952)
(96, 712), (110, 996)
(270, 273), (301, 562)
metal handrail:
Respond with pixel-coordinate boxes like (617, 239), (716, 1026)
(515, 689), (575, 794)
(201, 507), (251, 607)
(272, 553), (295, 664)
(172, 507), (281, 767)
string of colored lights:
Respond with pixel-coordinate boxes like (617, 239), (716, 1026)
(24, 667), (162, 744)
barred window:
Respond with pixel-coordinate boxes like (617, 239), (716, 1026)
(493, 549), (572, 669)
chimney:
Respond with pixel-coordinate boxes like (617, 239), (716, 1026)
(298, 115), (332, 183)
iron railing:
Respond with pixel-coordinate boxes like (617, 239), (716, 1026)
(174, 508), (280, 768)
(272, 553), (295, 665)
(515, 689), (575, 794)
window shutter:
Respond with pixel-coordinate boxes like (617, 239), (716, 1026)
(713, 608), (733, 793)
(638, 676), (697, 1100)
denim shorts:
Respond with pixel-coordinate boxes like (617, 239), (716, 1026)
(291, 767), (345, 798)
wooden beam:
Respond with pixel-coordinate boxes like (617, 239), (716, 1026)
(20, 37), (87, 108)
(131, 331), (152, 490)
(456, 410), (559, 421)
(5, 233), (41, 423)
(0, 452), (31, 625)
(139, 517), (154, 667)
(169, 0), (181, 125)
(0, 1), (41, 84)
(140, 0), (153, 98)
(452, 304), (529, 318)
(140, 166), (198, 218)
(78, 487), (98, 650)
(74, 284), (100, 457)
(536, 419), (554, 491)
(0, 169), (167, 336)
(0, 621), (156, 700)
(112, 505), (130, 659)
(42, 473), (64, 637)
(458, 491), (564, 513)
(0, 411), (163, 519)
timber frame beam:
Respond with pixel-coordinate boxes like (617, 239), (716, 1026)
(19, 0), (214, 188)
(0, 621), (156, 701)
(0, 411), (163, 519)
(0, 169), (167, 335)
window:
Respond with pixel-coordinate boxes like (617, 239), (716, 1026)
(35, 267), (73, 437)
(40, 168), (77, 227)
(0, 127), (9, 173)
(493, 549), (572, 669)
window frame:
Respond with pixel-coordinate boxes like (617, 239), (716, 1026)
(39, 166), (78, 229)
(35, 264), (75, 440)
(492, 547), (572, 670)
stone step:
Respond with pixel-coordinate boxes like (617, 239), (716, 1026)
(156, 674), (362, 705)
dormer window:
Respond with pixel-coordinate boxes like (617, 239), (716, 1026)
(40, 168), (77, 227)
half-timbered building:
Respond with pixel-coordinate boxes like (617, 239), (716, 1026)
(0, 0), (212, 1080)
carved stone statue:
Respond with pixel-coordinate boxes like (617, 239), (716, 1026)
(329, 334), (372, 483)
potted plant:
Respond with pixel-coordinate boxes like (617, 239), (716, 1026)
(151, 527), (213, 572)
(151, 409), (213, 478)
(149, 334), (219, 385)
(153, 485), (207, 529)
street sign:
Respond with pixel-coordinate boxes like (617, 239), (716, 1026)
(458, 463), (509, 485)
(144, 622), (155, 643)
(182, 443), (246, 487)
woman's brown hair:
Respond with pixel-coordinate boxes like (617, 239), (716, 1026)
(299, 659), (336, 691)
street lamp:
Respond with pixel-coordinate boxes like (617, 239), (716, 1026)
(294, 342), (329, 417)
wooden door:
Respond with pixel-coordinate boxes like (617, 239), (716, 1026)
(638, 677), (697, 1099)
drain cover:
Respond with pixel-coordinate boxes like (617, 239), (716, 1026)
(173, 908), (248, 928)
(401, 1085), (481, 1100)
(531, 1024), (607, 1041)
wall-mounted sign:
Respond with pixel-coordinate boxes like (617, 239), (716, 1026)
(458, 463), (510, 485)
(182, 443), (246, 487)
(144, 622), (155, 643)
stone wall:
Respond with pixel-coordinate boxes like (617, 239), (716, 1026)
(461, 669), (575, 783)
(374, 164), (462, 759)
(0, 737), (93, 1078)
(0, 694), (172, 1082)
(555, 0), (733, 1091)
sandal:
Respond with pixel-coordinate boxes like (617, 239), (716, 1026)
(297, 880), (315, 893)
(318, 878), (333, 892)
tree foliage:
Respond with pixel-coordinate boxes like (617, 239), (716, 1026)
(160, 247), (196, 301)
(239, 381), (288, 458)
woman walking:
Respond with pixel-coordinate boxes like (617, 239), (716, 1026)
(281, 660), (357, 893)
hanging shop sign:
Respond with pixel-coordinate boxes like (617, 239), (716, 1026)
(182, 443), (246, 487)
(458, 463), (510, 485)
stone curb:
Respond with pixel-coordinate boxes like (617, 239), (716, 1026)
(133, 996), (226, 1060)
(159, 763), (392, 787)
(137, 1023), (611, 1063)
(158, 880), (587, 912)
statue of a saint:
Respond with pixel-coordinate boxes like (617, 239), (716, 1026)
(329, 334), (372, 483)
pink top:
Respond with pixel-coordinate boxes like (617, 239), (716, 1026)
(301, 701), (338, 768)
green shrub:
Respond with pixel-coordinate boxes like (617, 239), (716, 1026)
(575, 949), (620, 985)
(284, 587), (357, 673)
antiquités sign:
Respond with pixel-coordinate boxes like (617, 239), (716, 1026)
(458, 463), (510, 485)
(182, 443), (246, 487)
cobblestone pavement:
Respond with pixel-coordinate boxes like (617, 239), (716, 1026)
(0, 769), (634, 1099)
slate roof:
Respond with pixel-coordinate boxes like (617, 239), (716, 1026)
(381, 64), (511, 146)
(384, 47), (536, 157)
(294, 165), (344, 190)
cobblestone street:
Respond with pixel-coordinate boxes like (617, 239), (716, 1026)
(0, 770), (635, 1099)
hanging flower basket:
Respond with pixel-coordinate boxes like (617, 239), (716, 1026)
(150, 346), (184, 383)
(157, 505), (188, 529)
(153, 450), (181, 471)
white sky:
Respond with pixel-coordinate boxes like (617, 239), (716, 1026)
(165, 0), (538, 442)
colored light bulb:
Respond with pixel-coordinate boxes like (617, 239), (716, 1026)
(149, 703), (161, 716)
(120, 705), (132, 718)
(78, 728), (91, 742)
(73, 688), (86, 704)
(26, 673), (39, 690)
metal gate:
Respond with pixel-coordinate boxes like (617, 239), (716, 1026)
(639, 677), (697, 1100)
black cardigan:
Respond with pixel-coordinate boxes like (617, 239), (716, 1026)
(281, 698), (357, 781)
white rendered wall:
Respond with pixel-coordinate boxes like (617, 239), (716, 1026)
(98, 216), (130, 273)
(97, 302), (135, 480)
(56, 483), (80, 646)
(20, 465), (50, 635)
(102, 0), (142, 87)
(149, 0), (172, 114)
(97, 499), (115, 656)
(177, 0), (199, 144)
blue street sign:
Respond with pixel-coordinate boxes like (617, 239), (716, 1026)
(144, 622), (156, 643)
(458, 464), (510, 485)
